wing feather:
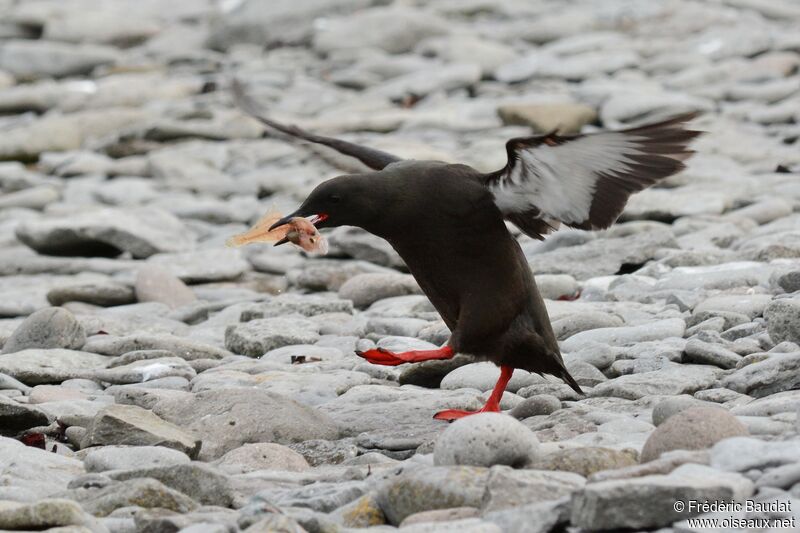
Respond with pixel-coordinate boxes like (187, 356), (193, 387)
(484, 113), (701, 239)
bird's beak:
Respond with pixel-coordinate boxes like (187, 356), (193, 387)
(269, 212), (297, 232)
(270, 212), (328, 247)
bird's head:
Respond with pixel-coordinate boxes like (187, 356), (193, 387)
(269, 174), (384, 235)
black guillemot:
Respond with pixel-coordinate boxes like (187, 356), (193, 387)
(233, 80), (700, 420)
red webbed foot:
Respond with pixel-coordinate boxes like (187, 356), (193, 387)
(355, 346), (454, 366)
(354, 347), (406, 366)
(433, 365), (514, 422)
(433, 404), (502, 421)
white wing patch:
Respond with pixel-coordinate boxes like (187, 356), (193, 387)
(484, 113), (699, 240)
(491, 133), (644, 225)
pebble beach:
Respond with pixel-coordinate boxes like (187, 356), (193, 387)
(1, 0), (800, 531)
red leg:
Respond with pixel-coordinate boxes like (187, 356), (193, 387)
(355, 346), (454, 366)
(434, 365), (514, 421)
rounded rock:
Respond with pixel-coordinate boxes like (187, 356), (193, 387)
(764, 299), (800, 344)
(338, 272), (421, 308)
(83, 445), (191, 473)
(651, 395), (711, 426)
(532, 446), (638, 476)
(134, 264), (196, 309)
(433, 412), (540, 468)
(509, 394), (562, 419)
(2, 307), (85, 354)
(212, 442), (310, 473)
(640, 406), (749, 463)
(777, 271), (800, 293)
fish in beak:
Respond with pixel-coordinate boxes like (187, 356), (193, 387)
(227, 210), (328, 254)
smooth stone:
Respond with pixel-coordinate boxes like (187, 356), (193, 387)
(481, 466), (585, 513)
(483, 498), (570, 533)
(83, 445), (190, 473)
(42, 7), (161, 45)
(338, 272), (421, 308)
(80, 403), (201, 458)
(764, 298), (800, 344)
(693, 294), (773, 320)
(241, 293), (354, 320)
(146, 248), (251, 283)
(640, 406), (749, 463)
(28, 385), (89, 403)
(46, 281), (135, 307)
(92, 357), (195, 385)
(589, 364), (721, 400)
(565, 360), (607, 387)
(63, 477), (197, 517)
(285, 259), (393, 292)
(108, 462), (234, 507)
(721, 352), (800, 397)
(225, 317), (320, 357)
(331, 493), (386, 528)
(711, 437), (800, 472)
(107, 349), (177, 368)
(440, 362), (544, 393)
(531, 447), (638, 477)
(152, 388), (340, 461)
(242, 514), (309, 532)
(416, 34), (516, 76)
(400, 507), (479, 527)
(434, 413), (540, 468)
(688, 309), (751, 330)
(212, 442), (310, 474)
(497, 103), (597, 134)
(288, 439), (359, 467)
(0, 394), (50, 430)
(525, 222), (677, 280)
(399, 354), (475, 389)
(2, 307), (85, 353)
(553, 312), (623, 341)
(563, 342), (618, 370)
(0, 349), (108, 385)
(134, 265), (196, 309)
(16, 207), (193, 259)
(325, 227), (405, 268)
(561, 318), (685, 352)
(0, 39), (118, 79)
(376, 336), (438, 353)
(571, 466), (753, 530)
(0, 372), (31, 393)
(82, 333), (232, 360)
(188, 0), (320, 50)
(313, 7), (448, 55)
(730, 390), (800, 416)
(0, 436), (85, 498)
(683, 338), (742, 369)
(509, 395), (562, 419)
(0, 499), (93, 530)
(755, 463), (800, 490)
(652, 395), (712, 426)
(376, 465), (489, 525)
(777, 270), (800, 293)
(249, 479), (366, 513)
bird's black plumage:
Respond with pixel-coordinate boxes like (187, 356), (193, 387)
(233, 81), (700, 418)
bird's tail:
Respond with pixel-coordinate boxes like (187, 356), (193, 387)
(551, 353), (584, 395)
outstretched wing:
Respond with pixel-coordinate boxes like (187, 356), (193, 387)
(483, 114), (701, 239)
(232, 79), (402, 171)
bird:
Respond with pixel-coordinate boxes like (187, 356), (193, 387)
(232, 80), (700, 421)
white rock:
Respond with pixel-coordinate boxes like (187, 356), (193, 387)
(434, 412), (540, 468)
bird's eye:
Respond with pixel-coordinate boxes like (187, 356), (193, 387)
(329, 194), (341, 203)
